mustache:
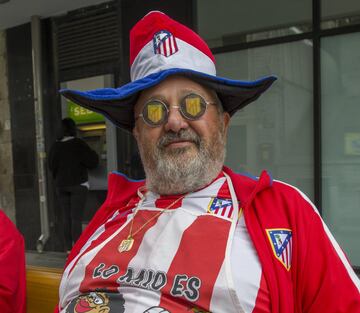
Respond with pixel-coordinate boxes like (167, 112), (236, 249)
(158, 129), (201, 148)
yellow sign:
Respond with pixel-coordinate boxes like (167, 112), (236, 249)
(344, 133), (360, 155)
(68, 101), (104, 124)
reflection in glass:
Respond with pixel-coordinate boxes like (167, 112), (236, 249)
(216, 41), (314, 199)
(197, 0), (312, 47)
(321, 33), (360, 266)
(322, 0), (360, 29)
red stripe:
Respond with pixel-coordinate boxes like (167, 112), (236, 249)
(251, 273), (271, 313)
(158, 215), (231, 311)
(78, 210), (162, 293)
(173, 35), (178, 52)
(155, 195), (183, 210)
(213, 175), (228, 198)
(227, 206), (234, 218)
(169, 37), (173, 55)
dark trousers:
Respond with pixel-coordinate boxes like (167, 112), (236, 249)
(57, 185), (88, 251)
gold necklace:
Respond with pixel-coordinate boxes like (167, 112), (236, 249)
(118, 193), (185, 253)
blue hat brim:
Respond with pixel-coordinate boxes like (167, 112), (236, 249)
(60, 68), (276, 132)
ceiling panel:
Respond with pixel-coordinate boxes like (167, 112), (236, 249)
(0, 0), (110, 30)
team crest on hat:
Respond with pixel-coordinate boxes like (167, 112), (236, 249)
(266, 228), (292, 271)
(153, 30), (179, 57)
(207, 197), (234, 219)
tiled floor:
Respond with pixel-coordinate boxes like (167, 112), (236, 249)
(26, 250), (67, 269)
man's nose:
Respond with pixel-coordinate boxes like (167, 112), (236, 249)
(164, 105), (189, 132)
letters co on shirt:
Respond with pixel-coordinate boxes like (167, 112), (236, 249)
(93, 263), (201, 302)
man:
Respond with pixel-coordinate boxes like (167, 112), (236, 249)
(0, 210), (26, 313)
(49, 118), (99, 253)
(56, 11), (360, 313)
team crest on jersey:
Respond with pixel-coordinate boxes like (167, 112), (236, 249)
(266, 228), (292, 271)
(207, 197), (233, 219)
(153, 30), (179, 57)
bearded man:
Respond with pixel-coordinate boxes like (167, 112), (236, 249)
(55, 11), (360, 313)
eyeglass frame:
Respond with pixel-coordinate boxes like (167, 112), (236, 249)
(136, 93), (218, 127)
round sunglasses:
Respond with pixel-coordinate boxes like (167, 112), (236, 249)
(137, 93), (217, 127)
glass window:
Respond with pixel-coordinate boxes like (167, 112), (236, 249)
(216, 41), (314, 200)
(197, 0), (312, 48)
(321, 32), (360, 266)
(322, 0), (360, 29)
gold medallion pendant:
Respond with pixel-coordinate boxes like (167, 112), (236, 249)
(118, 237), (134, 253)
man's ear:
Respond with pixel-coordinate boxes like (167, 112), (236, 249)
(133, 125), (139, 141)
(222, 112), (230, 136)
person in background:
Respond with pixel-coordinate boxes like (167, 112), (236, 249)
(0, 210), (26, 313)
(49, 117), (99, 253)
(55, 11), (359, 313)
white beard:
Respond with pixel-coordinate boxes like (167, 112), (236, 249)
(138, 126), (226, 195)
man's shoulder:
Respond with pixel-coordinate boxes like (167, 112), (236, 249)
(104, 171), (145, 206)
(225, 167), (312, 207)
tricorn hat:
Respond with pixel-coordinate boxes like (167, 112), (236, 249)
(60, 11), (276, 132)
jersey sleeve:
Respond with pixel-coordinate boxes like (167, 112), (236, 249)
(293, 190), (360, 313)
(0, 211), (26, 313)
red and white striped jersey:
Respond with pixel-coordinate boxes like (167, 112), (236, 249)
(56, 167), (360, 313)
(58, 174), (270, 313)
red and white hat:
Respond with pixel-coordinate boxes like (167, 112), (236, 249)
(130, 11), (216, 81)
(61, 11), (276, 131)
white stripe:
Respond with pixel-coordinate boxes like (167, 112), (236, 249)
(170, 36), (176, 53)
(59, 212), (135, 308)
(275, 179), (360, 291)
(230, 215), (263, 313)
(142, 177), (226, 217)
(182, 177), (226, 215)
(210, 262), (240, 313)
(165, 38), (170, 56)
(161, 41), (166, 56)
(223, 173), (246, 313)
(122, 209), (197, 311)
(131, 38), (216, 81)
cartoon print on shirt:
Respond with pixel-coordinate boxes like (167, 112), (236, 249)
(187, 307), (210, 313)
(65, 291), (125, 313)
(143, 306), (171, 312)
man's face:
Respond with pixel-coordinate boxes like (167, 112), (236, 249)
(74, 292), (110, 313)
(133, 76), (230, 195)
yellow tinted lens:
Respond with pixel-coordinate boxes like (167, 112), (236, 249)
(145, 102), (165, 125)
(185, 96), (202, 117)
(182, 95), (206, 119)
